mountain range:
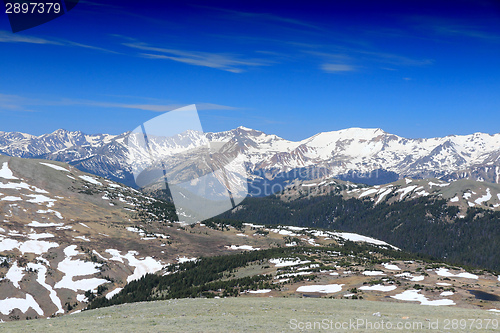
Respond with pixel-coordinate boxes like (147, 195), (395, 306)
(1, 127), (499, 193)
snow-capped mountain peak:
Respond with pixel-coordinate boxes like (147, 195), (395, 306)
(1, 127), (499, 188)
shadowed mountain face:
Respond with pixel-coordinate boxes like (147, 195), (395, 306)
(1, 127), (500, 193)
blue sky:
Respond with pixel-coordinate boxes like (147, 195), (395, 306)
(1, 0), (499, 140)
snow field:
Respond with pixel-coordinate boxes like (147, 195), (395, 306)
(0, 162), (18, 180)
(435, 268), (478, 280)
(104, 249), (164, 282)
(391, 289), (455, 306)
(359, 284), (397, 292)
(296, 284), (344, 293)
(39, 162), (69, 172)
(54, 246), (108, 292)
(226, 245), (260, 251)
(269, 258), (311, 267)
(0, 294), (43, 316)
(27, 262), (64, 314)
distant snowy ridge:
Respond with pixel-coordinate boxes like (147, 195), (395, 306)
(1, 127), (500, 188)
(283, 176), (500, 213)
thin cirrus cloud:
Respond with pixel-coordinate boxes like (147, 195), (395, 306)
(0, 30), (119, 53)
(306, 51), (356, 73)
(206, 7), (323, 31)
(0, 93), (240, 113)
(87, 101), (240, 112)
(0, 93), (36, 112)
(303, 43), (433, 74)
(357, 50), (434, 67)
(310, 47), (433, 68)
(321, 64), (356, 73)
(123, 42), (272, 73)
(0, 30), (62, 45)
(410, 16), (500, 43)
(432, 24), (500, 42)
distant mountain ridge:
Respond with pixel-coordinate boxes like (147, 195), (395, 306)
(221, 175), (500, 271)
(281, 176), (500, 213)
(1, 127), (499, 190)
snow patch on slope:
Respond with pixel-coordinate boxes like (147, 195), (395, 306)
(391, 289), (455, 306)
(382, 263), (401, 271)
(0, 294), (43, 316)
(269, 258), (311, 267)
(27, 262), (64, 314)
(226, 245), (260, 251)
(5, 261), (24, 288)
(78, 175), (102, 186)
(296, 284), (344, 293)
(435, 268), (478, 279)
(104, 249), (163, 283)
(39, 162), (69, 172)
(105, 288), (123, 300)
(0, 236), (58, 254)
(359, 284), (397, 292)
(0, 162), (17, 180)
(334, 232), (398, 249)
(475, 188), (492, 205)
(54, 245), (108, 292)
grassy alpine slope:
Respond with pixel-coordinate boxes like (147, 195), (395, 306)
(83, 235), (500, 316)
(2, 298), (500, 332)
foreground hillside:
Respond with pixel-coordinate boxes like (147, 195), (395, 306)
(2, 155), (500, 324)
(2, 298), (500, 332)
(86, 239), (500, 313)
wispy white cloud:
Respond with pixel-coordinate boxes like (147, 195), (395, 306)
(0, 93), (37, 112)
(87, 101), (240, 112)
(308, 47), (433, 71)
(0, 30), (61, 45)
(0, 93), (239, 113)
(0, 30), (118, 53)
(305, 51), (356, 73)
(124, 42), (271, 73)
(220, 9), (322, 31)
(66, 41), (120, 54)
(432, 25), (500, 42)
(411, 16), (500, 43)
(356, 49), (434, 67)
(194, 5), (322, 31)
(321, 64), (356, 73)
(302, 42), (433, 74)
